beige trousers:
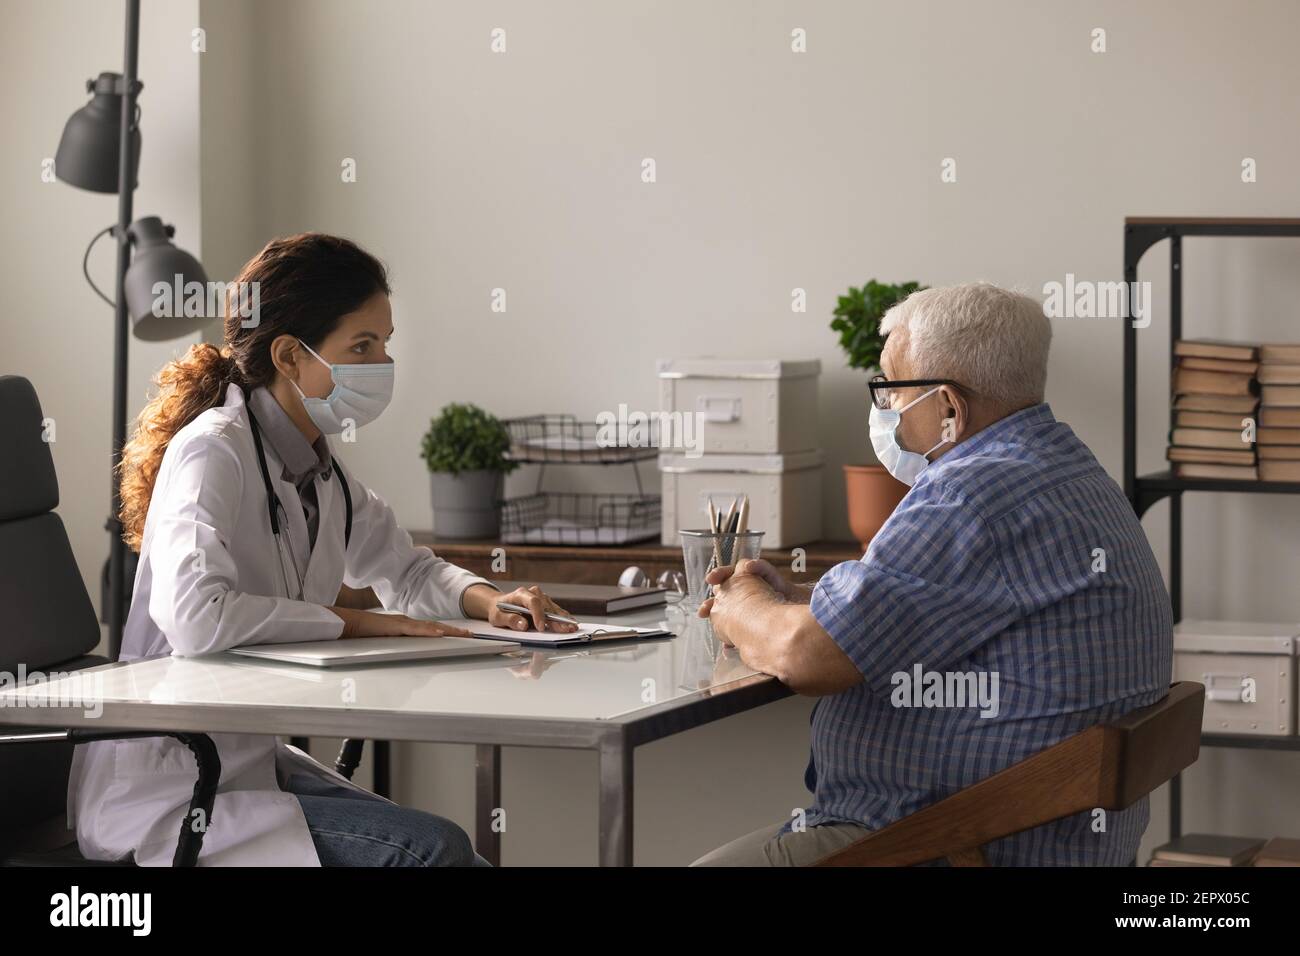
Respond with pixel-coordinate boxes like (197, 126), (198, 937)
(691, 820), (872, 867)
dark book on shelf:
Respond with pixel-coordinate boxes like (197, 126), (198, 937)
(496, 580), (667, 615)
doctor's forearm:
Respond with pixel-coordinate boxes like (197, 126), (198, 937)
(461, 583), (500, 619)
(329, 606), (363, 638)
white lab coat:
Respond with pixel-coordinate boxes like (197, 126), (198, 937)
(67, 383), (492, 865)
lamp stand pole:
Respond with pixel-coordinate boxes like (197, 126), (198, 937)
(107, 0), (141, 662)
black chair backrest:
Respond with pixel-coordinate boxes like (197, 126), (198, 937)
(0, 375), (102, 847)
(0, 376), (99, 671)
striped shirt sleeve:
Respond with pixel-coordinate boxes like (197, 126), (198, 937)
(810, 479), (1019, 691)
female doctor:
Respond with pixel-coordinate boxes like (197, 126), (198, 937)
(68, 232), (576, 866)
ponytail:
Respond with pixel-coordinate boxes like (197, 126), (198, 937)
(117, 343), (237, 550)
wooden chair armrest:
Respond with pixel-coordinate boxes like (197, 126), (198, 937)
(816, 724), (1107, 866)
(814, 682), (1204, 867)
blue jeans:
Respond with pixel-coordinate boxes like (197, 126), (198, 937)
(283, 771), (490, 867)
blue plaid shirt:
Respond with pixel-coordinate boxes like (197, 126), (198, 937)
(806, 403), (1172, 865)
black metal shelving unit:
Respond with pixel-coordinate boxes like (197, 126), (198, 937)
(1123, 216), (1300, 841)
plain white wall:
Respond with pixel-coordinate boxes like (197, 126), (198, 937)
(198, 0), (262, 296)
(1, 0), (202, 637)
(7, 0), (1300, 865)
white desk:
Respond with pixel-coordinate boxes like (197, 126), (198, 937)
(0, 607), (791, 866)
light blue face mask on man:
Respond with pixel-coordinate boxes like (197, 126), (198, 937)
(291, 339), (394, 435)
(868, 385), (953, 486)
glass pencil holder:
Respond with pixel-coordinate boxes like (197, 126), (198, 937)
(678, 529), (765, 610)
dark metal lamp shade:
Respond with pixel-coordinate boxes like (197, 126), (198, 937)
(54, 72), (141, 193)
(123, 217), (212, 341)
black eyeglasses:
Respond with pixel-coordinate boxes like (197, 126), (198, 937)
(867, 375), (963, 411)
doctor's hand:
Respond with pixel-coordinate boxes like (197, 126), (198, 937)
(487, 584), (579, 633)
(329, 606), (473, 639)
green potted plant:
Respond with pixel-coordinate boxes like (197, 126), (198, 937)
(421, 403), (518, 539)
(831, 279), (923, 549)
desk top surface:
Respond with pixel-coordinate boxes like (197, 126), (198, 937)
(0, 607), (779, 735)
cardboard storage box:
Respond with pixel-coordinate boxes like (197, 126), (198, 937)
(1173, 619), (1298, 736)
(657, 358), (820, 454)
(659, 448), (824, 551)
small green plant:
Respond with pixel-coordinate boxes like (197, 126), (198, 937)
(420, 403), (518, 476)
(830, 280), (924, 373)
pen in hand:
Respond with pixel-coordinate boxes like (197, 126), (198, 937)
(495, 601), (580, 631)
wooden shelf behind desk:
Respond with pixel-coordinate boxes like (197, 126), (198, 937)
(408, 533), (864, 586)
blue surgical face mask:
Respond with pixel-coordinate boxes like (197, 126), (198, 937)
(869, 386), (952, 486)
(291, 340), (394, 434)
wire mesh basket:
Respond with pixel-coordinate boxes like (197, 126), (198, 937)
(503, 414), (660, 464)
(499, 492), (662, 545)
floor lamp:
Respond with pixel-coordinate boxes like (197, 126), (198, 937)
(54, 0), (210, 660)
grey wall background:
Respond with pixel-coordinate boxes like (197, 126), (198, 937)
(2, 1), (203, 638)
(5, 0), (1300, 864)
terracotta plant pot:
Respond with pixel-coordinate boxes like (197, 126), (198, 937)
(843, 464), (908, 550)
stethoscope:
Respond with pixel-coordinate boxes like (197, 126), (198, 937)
(247, 409), (352, 602)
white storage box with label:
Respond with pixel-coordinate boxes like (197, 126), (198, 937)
(1172, 619), (1298, 736)
(659, 449), (823, 550)
(657, 358), (820, 454)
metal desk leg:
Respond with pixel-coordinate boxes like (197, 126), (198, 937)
(475, 744), (502, 866)
(598, 734), (633, 867)
(373, 740), (391, 798)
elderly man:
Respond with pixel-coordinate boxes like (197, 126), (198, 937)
(692, 282), (1172, 867)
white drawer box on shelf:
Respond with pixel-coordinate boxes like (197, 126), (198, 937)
(659, 449), (824, 551)
(1173, 619), (1298, 736)
(657, 358), (820, 454)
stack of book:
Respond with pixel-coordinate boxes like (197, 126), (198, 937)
(1256, 343), (1300, 482)
(1168, 339), (1259, 480)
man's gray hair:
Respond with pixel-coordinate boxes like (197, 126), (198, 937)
(881, 282), (1051, 408)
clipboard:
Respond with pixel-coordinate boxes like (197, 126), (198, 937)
(439, 618), (672, 647)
